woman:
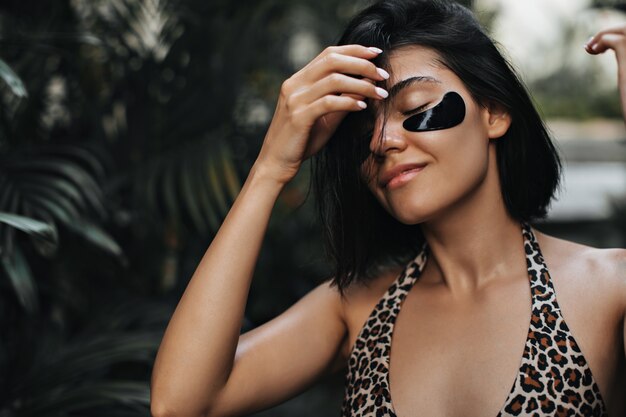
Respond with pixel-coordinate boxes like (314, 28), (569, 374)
(151, 1), (626, 416)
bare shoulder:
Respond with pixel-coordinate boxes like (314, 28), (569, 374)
(304, 264), (404, 333)
(340, 265), (405, 312)
(337, 264), (405, 357)
(534, 228), (626, 309)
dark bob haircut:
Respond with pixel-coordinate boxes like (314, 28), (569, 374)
(312, 0), (561, 290)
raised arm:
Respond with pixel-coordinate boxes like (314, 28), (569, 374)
(150, 45), (390, 417)
(585, 27), (626, 360)
(586, 25), (626, 123)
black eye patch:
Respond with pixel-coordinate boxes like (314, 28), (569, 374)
(402, 91), (466, 132)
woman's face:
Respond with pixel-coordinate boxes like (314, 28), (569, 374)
(361, 45), (510, 224)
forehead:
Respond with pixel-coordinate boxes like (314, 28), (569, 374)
(365, 46), (468, 117)
(382, 46), (462, 93)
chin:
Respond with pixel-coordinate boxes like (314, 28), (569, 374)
(384, 199), (439, 225)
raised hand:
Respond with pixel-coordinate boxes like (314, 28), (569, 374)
(585, 25), (626, 56)
(585, 25), (626, 122)
(254, 45), (390, 185)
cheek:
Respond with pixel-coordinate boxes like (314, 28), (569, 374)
(436, 148), (489, 207)
(370, 131), (490, 222)
(433, 118), (491, 192)
(438, 131), (488, 179)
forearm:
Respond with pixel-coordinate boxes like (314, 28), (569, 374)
(618, 60), (626, 123)
(151, 43), (386, 417)
(151, 162), (285, 417)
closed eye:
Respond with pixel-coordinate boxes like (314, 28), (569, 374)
(401, 102), (430, 117)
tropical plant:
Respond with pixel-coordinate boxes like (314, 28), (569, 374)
(0, 295), (172, 417)
(0, 0), (315, 413)
(0, 145), (123, 311)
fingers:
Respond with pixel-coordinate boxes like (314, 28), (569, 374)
(270, 44), (387, 163)
(297, 95), (367, 127)
(281, 44), (387, 107)
(587, 25), (626, 46)
(303, 50), (389, 85)
(586, 33), (624, 55)
(304, 44), (383, 70)
(294, 73), (387, 107)
(295, 45), (389, 86)
(281, 45), (388, 126)
(585, 25), (626, 55)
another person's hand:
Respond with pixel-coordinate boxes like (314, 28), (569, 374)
(585, 25), (626, 122)
(254, 45), (390, 185)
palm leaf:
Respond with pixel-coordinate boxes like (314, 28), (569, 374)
(22, 205), (59, 258)
(19, 173), (91, 214)
(8, 157), (107, 219)
(135, 137), (241, 236)
(0, 182), (18, 257)
(65, 219), (124, 259)
(0, 245), (38, 313)
(26, 194), (75, 226)
(41, 144), (108, 184)
(0, 212), (57, 244)
(27, 194), (122, 258)
(17, 332), (161, 394)
(0, 146), (122, 260)
(0, 58), (27, 98)
(22, 184), (82, 221)
(6, 299), (167, 416)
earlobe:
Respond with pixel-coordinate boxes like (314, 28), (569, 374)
(486, 103), (512, 139)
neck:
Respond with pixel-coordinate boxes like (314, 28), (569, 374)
(419, 151), (527, 297)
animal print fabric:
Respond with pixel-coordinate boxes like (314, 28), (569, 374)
(341, 223), (607, 416)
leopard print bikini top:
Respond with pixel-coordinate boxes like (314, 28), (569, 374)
(341, 223), (608, 416)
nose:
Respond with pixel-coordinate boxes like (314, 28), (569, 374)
(370, 119), (408, 157)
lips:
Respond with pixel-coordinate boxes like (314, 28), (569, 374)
(379, 162), (427, 188)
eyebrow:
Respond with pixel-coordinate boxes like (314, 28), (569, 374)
(387, 76), (441, 101)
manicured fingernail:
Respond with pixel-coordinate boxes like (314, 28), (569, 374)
(357, 100), (367, 109)
(375, 87), (389, 98)
(376, 67), (390, 79)
(368, 47), (383, 54)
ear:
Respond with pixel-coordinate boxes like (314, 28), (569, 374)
(484, 102), (512, 139)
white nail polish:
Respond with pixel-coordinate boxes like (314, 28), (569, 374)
(375, 87), (389, 98)
(377, 68), (390, 79)
(368, 47), (383, 54)
(357, 100), (367, 109)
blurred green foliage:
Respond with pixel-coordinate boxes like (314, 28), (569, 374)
(529, 3), (623, 120)
(532, 70), (622, 120)
(0, 0), (367, 414)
